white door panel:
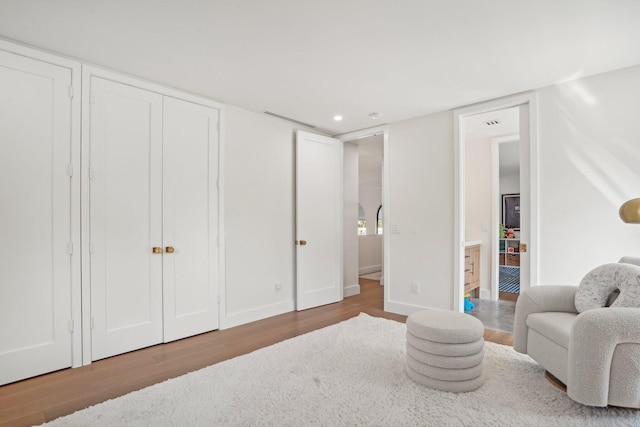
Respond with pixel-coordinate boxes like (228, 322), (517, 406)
(162, 97), (219, 342)
(296, 131), (343, 310)
(89, 77), (163, 360)
(0, 50), (73, 384)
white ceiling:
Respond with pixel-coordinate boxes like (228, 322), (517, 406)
(1, 1), (639, 135)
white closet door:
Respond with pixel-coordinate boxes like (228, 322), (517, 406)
(89, 77), (163, 360)
(162, 97), (220, 342)
(0, 50), (73, 384)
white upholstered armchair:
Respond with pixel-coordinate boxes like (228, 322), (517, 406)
(514, 257), (640, 408)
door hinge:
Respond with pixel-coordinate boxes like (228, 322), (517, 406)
(216, 236), (220, 247)
(89, 166), (95, 180)
(68, 320), (74, 333)
(89, 91), (94, 105)
(89, 242), (94, 255)
(67, 242), (73, 255)
(217, 121), (220, 132)
(217, 294), (221, 304)
(68, 85), (74, 99)
(90, 317), (95, 330)
(67, 163), (74, 177)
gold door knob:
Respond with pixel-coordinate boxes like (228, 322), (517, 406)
(299, 240), (307, 246)
(165, 246), (175, 254)
(152, 247), (162, 254)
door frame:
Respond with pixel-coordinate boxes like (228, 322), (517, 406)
(453, 93), (539, 312)
(336, 125), (390, 309)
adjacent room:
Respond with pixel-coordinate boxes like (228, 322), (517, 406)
(1, 1), (640, 425)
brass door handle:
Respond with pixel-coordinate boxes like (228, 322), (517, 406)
(299, 240), (307, 246)
(152, 247), (162, 254)
(165, 246), (175, 254)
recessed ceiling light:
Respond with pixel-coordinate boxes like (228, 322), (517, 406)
(333, 115), (343, 121)
(369, 112), (382, 120)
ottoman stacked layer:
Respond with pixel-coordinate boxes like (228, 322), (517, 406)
(405, 309), (485, 392)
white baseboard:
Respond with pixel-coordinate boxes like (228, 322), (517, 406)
(222, 299), (295, 330)
(384, 300), (453, 316)
(359, 264), (382, 275)
(479, 289), (491, 300)
(344, 283), (360, 297)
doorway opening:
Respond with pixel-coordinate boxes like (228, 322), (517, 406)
(454, 93), (539, 332)
(339, 126), (389, 308)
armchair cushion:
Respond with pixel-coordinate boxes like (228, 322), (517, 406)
(575, 263), (640, 313)
(568, 307), (640, 407)
(513, 285), (577, 354)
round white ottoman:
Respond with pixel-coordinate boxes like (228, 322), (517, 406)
(405, 309), (485, 392)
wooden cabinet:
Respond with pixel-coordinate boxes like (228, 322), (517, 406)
(464, 244), (481, 296)
(87, 72), (221, 361)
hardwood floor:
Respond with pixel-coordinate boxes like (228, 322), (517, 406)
(0, 278), (512, 427)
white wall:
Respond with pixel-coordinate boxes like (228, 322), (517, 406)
(500, 172), (520, 196)
(465, 136), (492, 295)
(536, 65), (640, 284)
(385, 65), (640, 317)
(343, 142), (360, 295)
(358, 234), (382, 274)
(223, 106), (298, 327)
(358, 186), (382, 273)
(386, 111), (455, 314)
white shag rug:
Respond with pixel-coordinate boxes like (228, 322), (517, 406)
(42, 313), (639, 427)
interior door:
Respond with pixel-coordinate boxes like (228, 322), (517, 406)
(89, 77), (164, 360)
(296, 131), (343, 310)
(0, 50), (73, 384)
(162, 96), (220, 342)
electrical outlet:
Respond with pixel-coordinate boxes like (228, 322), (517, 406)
(275, 282), (282, 291)
(411, 281), (420, 294)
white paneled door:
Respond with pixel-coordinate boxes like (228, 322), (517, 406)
(88, 75), (221, 360)
(295, 131), (343, 310)
(162, 96), (220, 342)
(0, 50), (74, 384)
(89, 77), (164, 360)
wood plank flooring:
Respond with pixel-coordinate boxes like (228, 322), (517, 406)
(0, 278), (512, 427)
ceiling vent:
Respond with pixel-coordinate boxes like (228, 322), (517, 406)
(484, 119), (501, 126)
(263, 111), (316, 129)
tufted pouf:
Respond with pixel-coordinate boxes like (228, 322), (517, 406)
(405, 309), (485, 392)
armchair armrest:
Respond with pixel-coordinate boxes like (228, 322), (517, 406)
(567, 307), (640, 407)
(513, 286), (578, 354)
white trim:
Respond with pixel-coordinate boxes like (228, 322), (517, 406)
(336, 125), (390, 312)
(358, 264), (382, 275)
(384, 300), (440, 317)
(217, 108), (227, 330)
(224, 300), (295, 330)
(453, 93), (539, 312)
(81, 65), (224, 111)
(344, 283), (361, 298)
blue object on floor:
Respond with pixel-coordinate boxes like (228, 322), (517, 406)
(464, 295), (475, 312)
